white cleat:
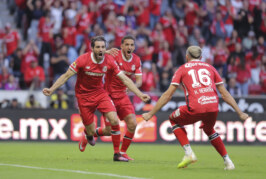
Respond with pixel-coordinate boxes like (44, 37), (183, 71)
(224, 160), (235, 170)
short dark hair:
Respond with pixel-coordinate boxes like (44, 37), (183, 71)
(91, 36), (106, 48)
(121, 35), (135, 44)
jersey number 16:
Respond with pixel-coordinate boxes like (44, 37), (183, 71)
(188, 69), (211, 88)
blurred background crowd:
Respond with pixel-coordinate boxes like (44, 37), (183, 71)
(0, 0), (265, 109)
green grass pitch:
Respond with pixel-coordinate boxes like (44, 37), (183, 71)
(0, 142), (265, 179)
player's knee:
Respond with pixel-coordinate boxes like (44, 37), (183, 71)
(127, 120), (137, 132)
(106, 112), (119, 125)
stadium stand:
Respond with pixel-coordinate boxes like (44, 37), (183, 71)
(0, 0), (265, 109)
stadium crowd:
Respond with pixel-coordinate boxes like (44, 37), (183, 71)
(0, 0), (265, 100)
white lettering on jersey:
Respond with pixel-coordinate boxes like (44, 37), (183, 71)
(85, 72), (105, 76)
(198, 96), (217, 105)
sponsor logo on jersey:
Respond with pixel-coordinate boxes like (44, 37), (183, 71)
(185, 63), (210, 68)
(85, 72), (105, 76)
(85, 66), (90, 69)
(198, 96), (217, 105)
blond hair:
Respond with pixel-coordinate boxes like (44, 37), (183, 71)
(186, 46), (202, 59)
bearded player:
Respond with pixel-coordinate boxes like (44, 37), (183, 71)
(142, 46), (250, 169)
(92, 35), (142, 160)
(43, 36), (150, 162)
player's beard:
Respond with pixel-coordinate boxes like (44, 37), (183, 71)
(96, 52), (104, 61)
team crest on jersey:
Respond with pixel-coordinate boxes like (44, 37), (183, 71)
(120, 63), (123, 66)
(131, 65), (135, 71)
(102, 66), (107, 72)
(85, 66), (90, 69)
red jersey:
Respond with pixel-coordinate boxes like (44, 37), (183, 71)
(171, 60), (223, 114)
(24, 66), (45, 82)
(69, 52), (121, 97)
(38, 17), (53, 43)
(63, 26), (77, 47)
(3, 31), (20, 56)
(105, 50), (142, 98)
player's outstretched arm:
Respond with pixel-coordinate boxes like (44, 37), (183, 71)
(42, 69), (75, 96)
(142, 85), (177, 121)
(217, 84), (250, 120)
(117, 72), (150, 102)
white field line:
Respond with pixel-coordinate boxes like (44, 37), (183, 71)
(0, 163), (149, 179)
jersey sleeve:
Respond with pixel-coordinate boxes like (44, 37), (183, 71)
(108, 56), (122, 76)
(171, 67), (183, 86)
(135, 57), (142, 75)
(212, 66), (223, 85)
(69, 53), (86, 73)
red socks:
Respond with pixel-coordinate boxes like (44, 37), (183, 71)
(93, 127), (103, 137)
(121, 130), (134, 153)
(111, 125), (121, 154)
(172, 124), (189, 146)
(209, 132), (227, 157)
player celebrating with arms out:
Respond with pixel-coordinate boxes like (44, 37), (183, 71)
(43, 36), (150, 162)
(92, 35), (142, 160)
(142, 46), (250, 170)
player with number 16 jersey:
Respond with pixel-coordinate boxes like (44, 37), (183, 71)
(171, 59), (223, 114)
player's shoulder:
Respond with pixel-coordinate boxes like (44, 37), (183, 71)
(132, 53), (141, 62)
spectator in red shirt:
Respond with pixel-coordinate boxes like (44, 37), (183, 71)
(21, 40), (39, 74)
(225, 30), (241, 53)
(1, 23), (20, 57)
(141, 62), (157, 92)
(236, 60), (251, 96)
(157, 41), (172, 77)
(24, 59), (45, 90)
(38, 11), (53, 68)
(149, 0), (161, 29)
(159, 9), (178, 47)
(63, 19), (77, 47)
(134, 0), (150, 27)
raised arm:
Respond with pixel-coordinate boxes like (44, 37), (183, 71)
(216, 84), (249, 120)
(42, 69), (75, 96)
(142, 84), (177, 121)
(117, 72), (150, 102)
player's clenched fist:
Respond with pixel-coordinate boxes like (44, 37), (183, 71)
(140, 94), (151, 103)
(239, 112), (250, 121)
(142, 112), (152, 121)
(42, 88), (53, 96)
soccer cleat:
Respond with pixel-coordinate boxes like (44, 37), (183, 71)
(177, 152), (197, 168)
(113, 153), (129, 162)
(224, 160), (235, 170)
(79, 133), (88, 152)
(88, 136), (95, 146)
(121, 153), (134, 161)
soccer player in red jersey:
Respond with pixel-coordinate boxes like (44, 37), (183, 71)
(93, 35), (142, 160)
(142, 46), (250, 170)
(43, 36), (150, 162)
